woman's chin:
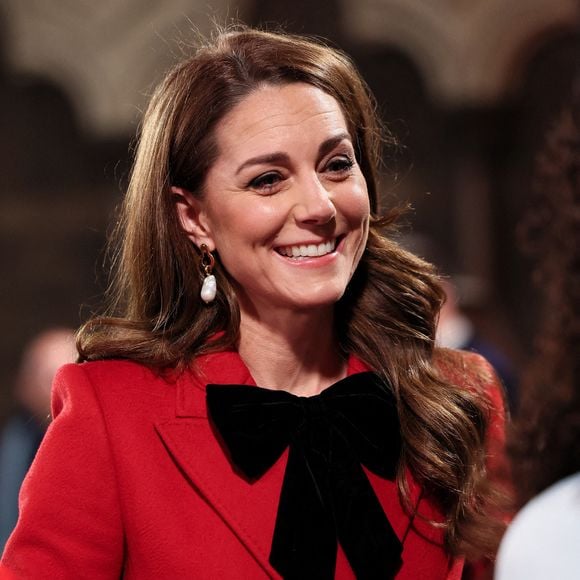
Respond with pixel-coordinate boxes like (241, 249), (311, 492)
(237, 288), (345, 317)
(271, 288), (347, 314)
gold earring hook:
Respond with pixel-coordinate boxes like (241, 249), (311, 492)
(200, 244), (215, 276)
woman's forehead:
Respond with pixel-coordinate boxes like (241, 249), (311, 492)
(212, 83), (351, 160)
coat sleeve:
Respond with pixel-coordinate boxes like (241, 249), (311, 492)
(456, 351), (512, 580)
(434, 349), (511, 579)
(0, 364), (124, 578)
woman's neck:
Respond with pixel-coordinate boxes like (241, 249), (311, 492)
(237, 307), (346, 397)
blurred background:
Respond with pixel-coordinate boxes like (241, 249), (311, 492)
(0, 0), (579, 420)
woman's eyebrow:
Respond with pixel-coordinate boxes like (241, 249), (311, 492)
(235, 153), (290, 175)
(318, 132), (352, 159)
(235, 132), (352, 176)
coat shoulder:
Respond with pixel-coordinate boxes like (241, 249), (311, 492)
(57, 358), (172, 386)
(434, 348), (509, 454)
(434, 348), (499, 391)
(52, 359), (179, 413)
(433, 347), (509, 420)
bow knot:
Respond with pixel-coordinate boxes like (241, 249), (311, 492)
(300, 394), (326, 422)
(207, 371), (403, 579)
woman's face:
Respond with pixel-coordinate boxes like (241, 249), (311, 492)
(176, 82), (370, 316)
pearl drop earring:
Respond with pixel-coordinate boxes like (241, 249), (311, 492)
(199, 244), (217, 303)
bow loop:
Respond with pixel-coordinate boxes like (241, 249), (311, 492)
(207, 385), (302, 480)
(320, 374), (401, 478)
(207, 371), (403, 578)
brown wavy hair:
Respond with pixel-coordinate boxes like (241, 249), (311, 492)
(78, 26), (504, 559)
(511, 93), (580, 505)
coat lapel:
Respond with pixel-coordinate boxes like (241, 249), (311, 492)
(155, 351), (283, 579)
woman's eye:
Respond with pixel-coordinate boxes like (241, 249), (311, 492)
(325, 155), (355, 175)
(248, 172), (282, 192)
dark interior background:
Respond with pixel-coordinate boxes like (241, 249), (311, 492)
(1, 1), (579, 418)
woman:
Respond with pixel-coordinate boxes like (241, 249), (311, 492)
(0, 27), (506, 579)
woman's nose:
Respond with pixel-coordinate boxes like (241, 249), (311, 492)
(292, 175), (337, 225)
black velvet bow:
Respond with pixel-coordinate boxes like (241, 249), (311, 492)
(206, 371), (403, 579)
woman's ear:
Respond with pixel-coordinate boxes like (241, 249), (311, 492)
(172, 186), (216, 251)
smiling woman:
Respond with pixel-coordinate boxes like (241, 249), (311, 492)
(0, 26), (508, 579)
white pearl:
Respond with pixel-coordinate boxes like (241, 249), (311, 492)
(200, 274), (217, 303)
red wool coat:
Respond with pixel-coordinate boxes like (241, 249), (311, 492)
(0, 349), (505, 579)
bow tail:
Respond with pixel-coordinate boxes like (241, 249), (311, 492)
(330, 449), (403, 579)
(269, 445), (337, 580)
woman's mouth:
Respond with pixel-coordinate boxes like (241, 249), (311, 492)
(275, 238), (338, 259)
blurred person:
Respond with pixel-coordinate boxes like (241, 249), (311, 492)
(403, 235), (518, 410)
(0, 328), (76, 551)
(1, 27), (507, 578)
(436, 278), (518, 411)
(495, 92), (580, 578)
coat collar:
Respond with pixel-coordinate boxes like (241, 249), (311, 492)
(172, 349), (370, 418)
(173, 349), (254, 418)
(155, 350), (370, 577)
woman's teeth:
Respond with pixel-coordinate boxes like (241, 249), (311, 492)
(277, 240), (336, 258)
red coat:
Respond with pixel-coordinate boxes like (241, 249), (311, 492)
(0, 349), (505, 579)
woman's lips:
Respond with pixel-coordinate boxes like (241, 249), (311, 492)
(275, 238), (339, 258)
